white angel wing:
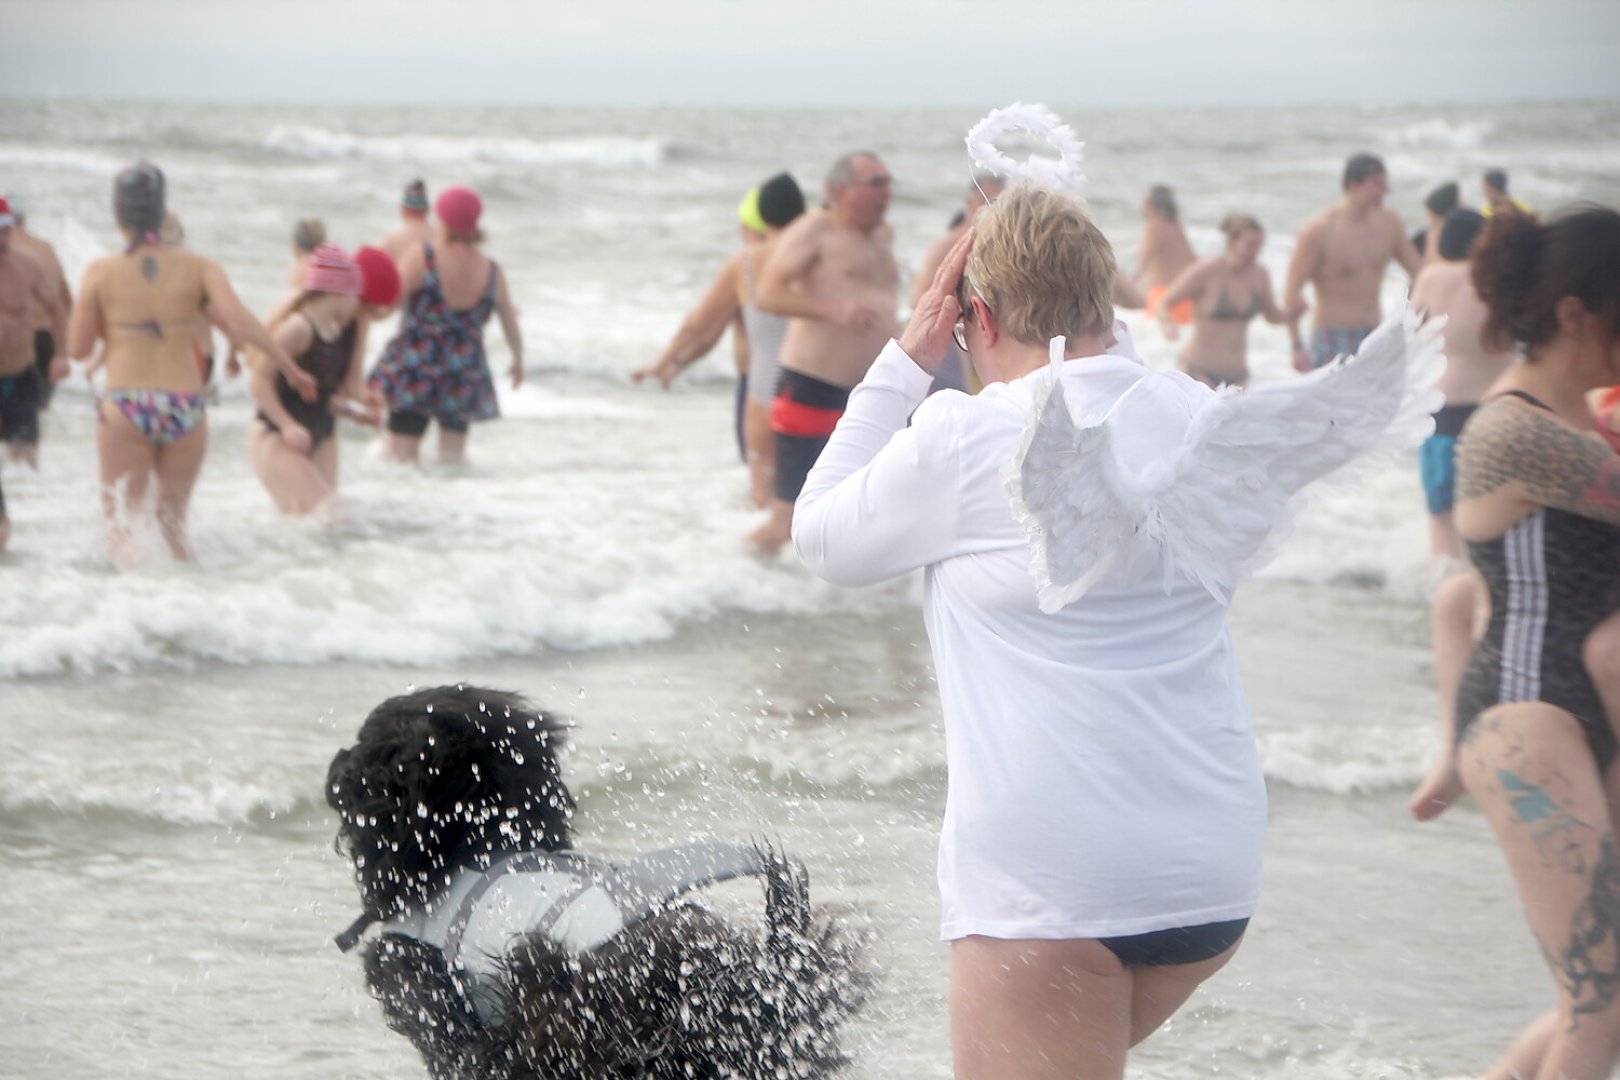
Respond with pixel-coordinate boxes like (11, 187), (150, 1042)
(1005, 305), (1446, 613)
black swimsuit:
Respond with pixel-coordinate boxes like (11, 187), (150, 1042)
(1453, 390), (1620, 768)
(258, 321), (357, 450)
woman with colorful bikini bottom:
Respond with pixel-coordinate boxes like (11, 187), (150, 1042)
(66, 161), (309, 564)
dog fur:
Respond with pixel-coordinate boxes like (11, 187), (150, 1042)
(327, 685), (867, 1079)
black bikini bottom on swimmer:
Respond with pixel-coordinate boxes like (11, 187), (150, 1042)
(387, 410), (469, 437)
(1098, 917), (1249, 967)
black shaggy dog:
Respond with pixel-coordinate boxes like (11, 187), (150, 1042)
(326, 685), (867, 1079)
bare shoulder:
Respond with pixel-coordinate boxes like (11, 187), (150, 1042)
(77, 253), (115, 287)
(1410, 262), (1441, 306)
(1299, 209), (1333, 239)
(1457, 397), (1603, 502)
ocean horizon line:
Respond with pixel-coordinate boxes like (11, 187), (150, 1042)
(4, 91), (1617, 116)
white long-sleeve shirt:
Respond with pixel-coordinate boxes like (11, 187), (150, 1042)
(793, 336), (1266, 939)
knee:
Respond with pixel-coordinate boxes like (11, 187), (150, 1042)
(1432, 573), (1475, 632)
(1584, 613), (1620, 689)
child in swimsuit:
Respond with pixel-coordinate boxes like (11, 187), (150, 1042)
(248, 244), (376, 517)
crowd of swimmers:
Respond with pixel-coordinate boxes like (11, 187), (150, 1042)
(2, 136), (1620, 1077)
(0, 171), (520, 561)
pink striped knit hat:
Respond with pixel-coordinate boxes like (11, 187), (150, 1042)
(302, 243), (363, 295)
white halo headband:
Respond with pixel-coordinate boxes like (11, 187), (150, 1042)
(965, 102), (1086, 194)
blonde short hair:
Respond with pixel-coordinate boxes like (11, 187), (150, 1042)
(966, 183), (1116, 345)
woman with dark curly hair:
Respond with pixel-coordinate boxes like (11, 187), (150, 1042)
(1448, 204), (1620, 1080)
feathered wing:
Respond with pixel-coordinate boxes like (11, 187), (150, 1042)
(1006, 306), (1446, 612)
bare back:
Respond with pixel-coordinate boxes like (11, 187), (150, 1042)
(427, 241), (496, 316)
(775, 214), (899, 389)
(1409, 261), (1515, 405)
(1300, 205), (1407, 328)
(81, 247), (212, 393)
(1136, 218), (1196, 290)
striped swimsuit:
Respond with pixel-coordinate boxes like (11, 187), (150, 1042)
(1454, 394), (1620, 768)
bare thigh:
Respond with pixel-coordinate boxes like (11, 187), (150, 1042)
(97, 399), (157, 510)
(249, 423), (331, 516)
(1459, 704), (1620, 1045)
(152, 415), (208, 513)
(949, 935), (1238, 1080)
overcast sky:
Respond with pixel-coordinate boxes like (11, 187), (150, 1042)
(3, 0), (1618, 108)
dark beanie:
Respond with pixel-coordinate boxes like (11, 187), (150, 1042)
(114, 161), (166, 235)
(1438, 208), (1486, 262)
(757, 172), (806, 229)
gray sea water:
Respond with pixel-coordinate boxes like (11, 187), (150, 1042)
(3, 97), (1619, 1078)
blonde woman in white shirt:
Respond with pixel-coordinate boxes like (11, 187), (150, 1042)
(793, 178), (1439, 1078)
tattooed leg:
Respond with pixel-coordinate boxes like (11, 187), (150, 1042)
(1460, 703), (1620, 1078)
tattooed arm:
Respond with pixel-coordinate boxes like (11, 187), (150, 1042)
(1457, 400), (1620, 530)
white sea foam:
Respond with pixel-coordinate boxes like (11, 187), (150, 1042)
(1388, 118), (1495, 149)
(261, 124), (668, 168)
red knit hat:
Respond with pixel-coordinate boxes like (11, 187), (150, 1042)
(302, 243), (363, 295)
(353, 245), (402, 307)
(435, 186), (482, 234)
(0, 197), (14, 228)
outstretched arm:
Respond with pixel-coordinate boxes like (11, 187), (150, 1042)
(1256, 267), (1289, 324)
(632, 253), (741, 388)
(248, 315), (313, 454)
(65, 264), (103, 361)
(1156, 259), (1211, 331)
(1282, 221), (1322, 371)
(201, 258), (317, 401)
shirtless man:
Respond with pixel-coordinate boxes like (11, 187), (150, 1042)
(911, 173), (1003, 393)
(749, 150), (899, 553)
(0, 197), (68, 550)
(379, 178), (433, 265)
(1135, 185), (1197, 331)
(3, 194), (71, 409)
(1284, 153), (1422, 372)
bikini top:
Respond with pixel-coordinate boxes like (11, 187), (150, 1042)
(338, 841), (784, 1027)
(1207, 284), (1259, 323)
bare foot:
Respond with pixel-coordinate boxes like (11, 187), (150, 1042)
(745, 523), (789, 556)
(1408, 758), (1465, 821)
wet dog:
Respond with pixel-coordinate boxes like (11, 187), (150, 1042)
(326, 685), (867, 1079)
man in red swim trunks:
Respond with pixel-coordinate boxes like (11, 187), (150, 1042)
(749, 151), (900, 554)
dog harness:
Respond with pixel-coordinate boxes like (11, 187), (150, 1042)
(345, 842), (780, 1026)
